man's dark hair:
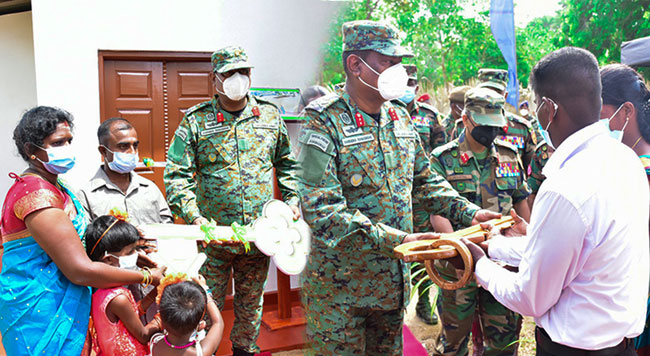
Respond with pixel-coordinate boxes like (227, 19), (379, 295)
(530, 47), (602, 124)
(159, 281), (207, 335)
(13, 106), (74, 161)
(97, 117), (134, 146)
(342, 50), (372, 76)
(601, 63), (650, 143)
(84, 215), (140, 261)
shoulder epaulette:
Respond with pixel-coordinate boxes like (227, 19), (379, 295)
(251, 95), (279, 110)
(185, 100), (211, 115)
(494, 138), (518, 152)
(417, 102), (439, 115)
(505, 112), (532, 128)
(432, 140), (458, 158)
(305, 92), (341, 113)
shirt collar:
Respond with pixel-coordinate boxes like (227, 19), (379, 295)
(212, 94), (260, 123)
(90, 166), (149, 192)
(457, 131), (499, 166)
(542, 121), (608, 177)
(339, 86), (394, 128)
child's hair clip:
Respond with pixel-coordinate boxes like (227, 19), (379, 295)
(156, 273), (188, 305)
(109, 207), (129, 222)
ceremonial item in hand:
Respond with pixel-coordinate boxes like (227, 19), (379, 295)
(394, 216), (514, 290)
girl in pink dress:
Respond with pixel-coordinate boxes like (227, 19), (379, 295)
(85, 214), (163, 356)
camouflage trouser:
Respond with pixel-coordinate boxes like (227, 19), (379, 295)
(433, 262), (519, 356)
(200, 245), (270, 353)
(303, 294), (404, 356)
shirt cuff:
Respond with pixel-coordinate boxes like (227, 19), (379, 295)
(488, 235), (522, 267)
(461, 204), (480, 227)
(474, 256), (503, 289)
(377, 223), (408, 256)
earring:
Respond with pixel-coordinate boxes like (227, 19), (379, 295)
(30, 155), (36, 160)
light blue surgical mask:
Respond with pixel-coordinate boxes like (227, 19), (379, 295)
(103, 146), (138, 174)
(36, 144), (76, 174)
(601, 104), (627, 141)
(536, 99), (558, 150)
(399, 86), (416, 104)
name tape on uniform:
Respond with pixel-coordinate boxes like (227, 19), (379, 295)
(253, 123), (279, 130)
(200, 125), (230, 137)
(342, 125), (363, 137)
(394, 130), (417, 139)
(447, 174), (473, 181)
(307, 133), (331, 152)
(342, 134), (374, 146)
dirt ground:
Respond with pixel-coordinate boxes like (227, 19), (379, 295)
(274, 289), (537, 355)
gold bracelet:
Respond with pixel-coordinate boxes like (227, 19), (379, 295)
(141, 269), (150, 285)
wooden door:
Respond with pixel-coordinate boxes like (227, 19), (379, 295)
(101, 57), (214, 195)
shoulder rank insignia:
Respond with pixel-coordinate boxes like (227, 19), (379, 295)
(355, 112), (365, 128)
(217, 112), (224, 123)
(252, 106), (261, 116)
(388, 107), (398, 121)
(460, 152), (469, 164)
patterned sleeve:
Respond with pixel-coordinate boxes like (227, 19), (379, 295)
(164, 114), (201, 224)
(13, 177), (65, 221)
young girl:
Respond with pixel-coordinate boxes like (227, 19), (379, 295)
(86, 214), (164, 356)
(149, 275), (224, 356)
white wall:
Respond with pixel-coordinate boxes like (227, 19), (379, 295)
(29, 0), (343, 290)
(0, 11), (36, 201)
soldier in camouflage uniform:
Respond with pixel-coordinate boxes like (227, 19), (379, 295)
(296, 20), (500, 355)
(163, 46), (300, 356)
(477, 69), (539, 172)
(400, 64), (447, 153)
(430, 87), (531, 356)
(444, 86), (471, 141)
(527, 141), (554, 209)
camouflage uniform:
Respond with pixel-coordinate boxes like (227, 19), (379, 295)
(430, 88), (530, 356)
(527, 141), (554, 195)
(163, 46), (299, 354)
(445, 86), (471, 142)
(297, 20), (481, 356)
(477, 69), (539, 172)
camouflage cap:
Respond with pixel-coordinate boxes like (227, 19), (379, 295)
(477, 68), (508, 92)
(448, 85), (471, 102)
(404, 64), (417, 80)
(211, 46), (254, 74)
(342, 20), (413, 58)
(464, 87), (507, 127)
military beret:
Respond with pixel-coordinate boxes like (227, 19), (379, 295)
(211, 45), (254, 74)
(342, 20), (413, 58)
(464, 87), (507, 127)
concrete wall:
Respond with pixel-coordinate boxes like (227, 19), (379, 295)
(27, 0), (343, 290)
(0, 11), (36, 200)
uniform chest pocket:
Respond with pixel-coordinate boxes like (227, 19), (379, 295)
(338, 144), (384, 189)
(447, 175), (476, 194)
(495, 176), (519, 191)
(197, 132), (234, 175)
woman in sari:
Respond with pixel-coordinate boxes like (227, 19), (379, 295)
(0, 106), (166, 355)
(600, 64), (650, 356)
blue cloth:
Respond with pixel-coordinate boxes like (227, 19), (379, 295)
(490, 0), (519, 107)
(635, 294), (650, 351)
(0, 180), (91, 356)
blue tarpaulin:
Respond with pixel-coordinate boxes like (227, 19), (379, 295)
(490, 0), (518, 107)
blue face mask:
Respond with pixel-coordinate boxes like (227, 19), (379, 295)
(536, 99), (558, 150)
(103, 146), (138, 174)
(399, 86), (416, 104)
(601, 104), (627, 142)
(36, 144), (76, 174)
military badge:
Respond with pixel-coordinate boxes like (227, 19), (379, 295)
(350, 173), (363, 187)
(340, 113), (352, 125)
(496, 162), (520, 177)
(355, 112), (365, 127)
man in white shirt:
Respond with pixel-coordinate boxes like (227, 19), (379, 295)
(462, 47), (649, 355)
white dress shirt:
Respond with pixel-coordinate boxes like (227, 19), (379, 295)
(475, 122), (649, 350)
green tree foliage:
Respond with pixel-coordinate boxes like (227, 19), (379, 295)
(320, 0), (649, 96)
